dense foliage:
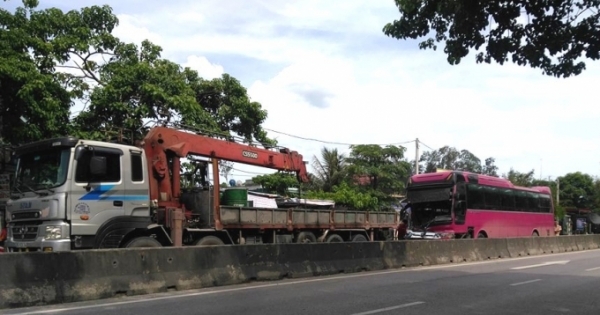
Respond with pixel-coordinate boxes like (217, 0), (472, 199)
(0, 0), (274, 146)
(383, 0), (600, 78)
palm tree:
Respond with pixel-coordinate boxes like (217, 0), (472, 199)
(312, 147), (347, 192)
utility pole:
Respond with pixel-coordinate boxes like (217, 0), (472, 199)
(415, 138), (419, 175)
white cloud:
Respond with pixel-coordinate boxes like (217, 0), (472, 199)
(86, 0), (600, 180)
(183, 56), (224, 80)
(113, 14), (164, 47)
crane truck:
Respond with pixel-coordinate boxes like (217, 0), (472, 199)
(3, 124), (399, 252)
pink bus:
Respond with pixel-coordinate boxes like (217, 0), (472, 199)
(404, 170), (555, 239)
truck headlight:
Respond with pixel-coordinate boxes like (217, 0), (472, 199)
(45, 226), (62, 239)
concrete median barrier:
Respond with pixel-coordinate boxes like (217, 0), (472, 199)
(2, 234), (600, 309)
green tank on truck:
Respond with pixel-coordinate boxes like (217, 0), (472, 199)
(3, 124), (400, 252)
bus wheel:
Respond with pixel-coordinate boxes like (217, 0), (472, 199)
(195, 236), (225, 246)
(296, 231), (317, 243)
(477, 232), (487, 239)
(351, 234), (368, 242)
(532, 231), (539, 237)
(124, 236), (162, 248)
(325, 234), (344, 243)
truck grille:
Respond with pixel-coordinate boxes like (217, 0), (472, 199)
(11, 226), (39, 241)
(11, 212), (41, 220)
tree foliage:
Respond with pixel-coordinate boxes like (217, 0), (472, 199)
(304, 182), (379, 211)
(251, 172), (299, 196)
(70, 39), (274, 145)
(418, 146), (497, 175)
(556, 172), (596, 208)
(346, 144), (411, 197)
(1, 0), (275, 147)
(502, 168), (536, 187)
(0, 0), (117, 144)
(311, 147), (347, 193)
(383, 0), (600, 78)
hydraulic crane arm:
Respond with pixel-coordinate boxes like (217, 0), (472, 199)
(142, 126), (309, 206)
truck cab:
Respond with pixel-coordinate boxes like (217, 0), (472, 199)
(4, 137), (152, 252)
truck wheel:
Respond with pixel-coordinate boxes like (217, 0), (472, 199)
(195, 236), (225, 246)
(325, 234), (344, 243)
(296, 231), (317, 243)
(351, 234), (368, 242)
(124, 236), (162, 248)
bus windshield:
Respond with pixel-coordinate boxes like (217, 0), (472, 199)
(411, 200), (453, 228)
(406, 185), (454, 228)
(13, 148), (71, 192)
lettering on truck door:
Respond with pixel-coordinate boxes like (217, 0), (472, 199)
(70, 146), (126, 237)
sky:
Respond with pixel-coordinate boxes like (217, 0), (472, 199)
(6, 0), (600, 184)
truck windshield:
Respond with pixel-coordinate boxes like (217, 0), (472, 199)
(13, 148), (71, 192)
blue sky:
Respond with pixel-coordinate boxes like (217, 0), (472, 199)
(5, 0), (600, 183)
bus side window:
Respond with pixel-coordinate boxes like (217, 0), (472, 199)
(501, 189), (515, 211)
(539, 195), (551, 213)
(467, 184), (485, 209)
(514, 191), (528, 211)
(484, 186), (500, 210)
(527, 192), (540, 212)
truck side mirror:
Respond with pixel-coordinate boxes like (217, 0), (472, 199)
(90, 156), (107, 177)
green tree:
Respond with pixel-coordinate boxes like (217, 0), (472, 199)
(304, 182), (379, 211)
(593, 179), (600, 211)
(186, 72), (274, 146)
(1, 1), (274, 146)
(252, 172), (299, 196)
(557, 172), (596, 208)
(419, 146), (496, 174)
(346, 144), (411, 201)
(482, 157), (499, 177)
(502, 168), (535, 187)
(71, 40), (215, 141)
(311, 147), (347, 192)
(70, 39), (275, 146)
(383, 0), (600, 78)
(0, 0), (118, 145)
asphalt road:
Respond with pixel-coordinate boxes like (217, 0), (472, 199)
(3, 249), (600, 315)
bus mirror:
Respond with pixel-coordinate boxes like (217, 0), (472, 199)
(90, 156), (107, 177)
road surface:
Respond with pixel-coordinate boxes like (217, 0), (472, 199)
(3, 249), (600, 315)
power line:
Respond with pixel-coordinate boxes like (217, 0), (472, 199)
(418, 140), (436, 151)
(229, 167), (267, 175)
(264, 127), (415, 146)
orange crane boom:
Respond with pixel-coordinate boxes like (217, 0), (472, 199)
(142, 126), (309, 209)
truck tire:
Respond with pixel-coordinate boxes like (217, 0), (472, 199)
(124, 236), (162, 248)
(325, 234), (344, 243)
(351, 234), (368, 242)
(296, 231), (317, 243)
(195, 236), (225, 246)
